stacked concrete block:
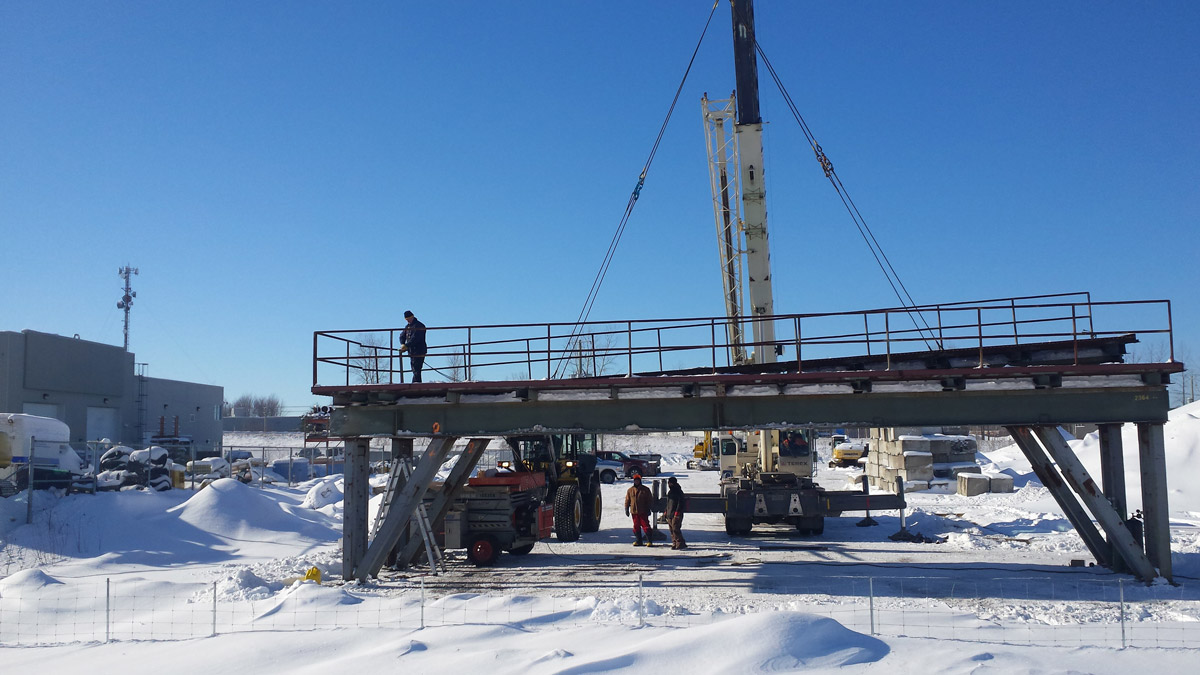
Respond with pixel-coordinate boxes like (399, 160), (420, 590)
(867, 428), (980, 493)
(957, 472), (990, 496)
(987, 473), (1015, 493)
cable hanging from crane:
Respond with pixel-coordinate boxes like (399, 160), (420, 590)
(748, 35), (942, 350)
(555, 0), (722, 378)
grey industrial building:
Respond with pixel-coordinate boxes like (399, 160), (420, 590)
(0, 330), (223, 449)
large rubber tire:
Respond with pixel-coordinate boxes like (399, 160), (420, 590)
(796, 517), (824, 536)
(581, 475), (602, 533)
(724, 516), (753, 536)
(508, 543), (535, 556)
(467, 534), (501, 566)
(554, 484), (583, 542)
(599, 469), (617, 485)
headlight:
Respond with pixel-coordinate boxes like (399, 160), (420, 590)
(499, 461), (512, 469)
(565, 461), (576, 467)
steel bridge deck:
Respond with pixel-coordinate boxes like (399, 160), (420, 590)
(316, 338), (1180, 437)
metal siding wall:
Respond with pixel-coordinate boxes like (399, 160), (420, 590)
(0, 332), (22, 412)
(22, 331), (128, 396)
(144, 377), (224, 448)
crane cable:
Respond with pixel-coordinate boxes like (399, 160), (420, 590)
(744, 24), (941, 349)
(555, 0), (722, 378)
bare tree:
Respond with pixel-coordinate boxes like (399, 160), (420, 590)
(230, 394), (282, 417)
(352, 334), (389, 384)
(253, 395), (282, 417)
(232, 394), (254, 417)
(564, 332), (619, 378)
(447, 348), (470, 382)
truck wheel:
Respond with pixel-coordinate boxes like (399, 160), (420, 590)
(554, 484), (582, 542)
(599, 469), (617, 484)
(796, 517), (824, 536)
(508, 543), (535, 555)
(467, 534), (501, 566)
(581, 476), (602, 533)
(724, 517), (752, 536)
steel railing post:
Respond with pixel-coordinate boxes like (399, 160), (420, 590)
(1167, 300), (1175, 362)
(1011, 299), (1019, 345)
(1071, 304), (1079, 365)
(657, 328), (663, 371)
(312, 332), (319, 387)
(526, 339), (533, 379)
(389, 331), (395, 384)
(795, 317), (802, 372)
(546, 325), (552, 379)
(863, 314), (871, 356)
(466, 327), (473, 381)
(627, 322), (633, 376)
(885, 311), (891, 370)
(977, 308), (984, 367)
(711, 320), (718, 372)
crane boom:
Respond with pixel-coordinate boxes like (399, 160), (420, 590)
(731, 0), (775, 365)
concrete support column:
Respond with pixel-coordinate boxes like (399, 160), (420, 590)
(341, 437), (371, 581)
(1137, 422), (1173, 581)
(1097, 424), (1129, 573)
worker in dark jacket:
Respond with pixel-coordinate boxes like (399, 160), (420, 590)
(400, 310), (428, 383)
(624, 475), (654, 546)
(664, 476), (687, 550)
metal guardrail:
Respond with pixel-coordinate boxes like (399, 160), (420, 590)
(313, 293), (1174, 388)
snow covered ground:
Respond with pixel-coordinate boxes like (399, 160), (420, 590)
(3, 413), (1200, 672)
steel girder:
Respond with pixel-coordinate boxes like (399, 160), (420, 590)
(332, 386), (1170, 438)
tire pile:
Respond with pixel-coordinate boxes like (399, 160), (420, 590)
(96, 445), (178, 491)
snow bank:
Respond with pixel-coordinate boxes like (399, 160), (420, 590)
(0, 569), (62, 598)
(551, 611), (888, 671)
(300, 477), (343, 510)
(169, 479), (340, 543)
(979, 406), (1200, 513)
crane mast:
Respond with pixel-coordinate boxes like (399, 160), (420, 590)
(702, 93), (748, 367)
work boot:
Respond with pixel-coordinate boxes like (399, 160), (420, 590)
(634, 534), (644, 546)
(646, 538), (654, 548)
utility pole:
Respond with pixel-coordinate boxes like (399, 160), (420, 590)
(117, 266), (138, 351)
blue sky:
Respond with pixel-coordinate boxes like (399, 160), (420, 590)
(3, 2), (1198, 410)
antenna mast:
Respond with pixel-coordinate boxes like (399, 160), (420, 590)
(117, 266), (138, 351)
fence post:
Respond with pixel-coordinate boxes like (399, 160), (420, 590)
(1119, 578), (1126, 649)
(868, 577), (875, 635)
(106, 577), (111, 643)
(26, 436), (35, 524)
(420, 577), (426, 630)
(638, 573), (645, 627)
(288, 446), (294, 487)
(212, 580), (218, 637)
(261, 447), (266, 489)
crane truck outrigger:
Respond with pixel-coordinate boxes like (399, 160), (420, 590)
(672, 0), (904, 536)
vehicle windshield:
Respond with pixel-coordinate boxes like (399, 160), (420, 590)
(779, 433), (810, 457)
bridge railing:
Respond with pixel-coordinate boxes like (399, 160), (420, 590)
(312, 293), (1174, 387)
